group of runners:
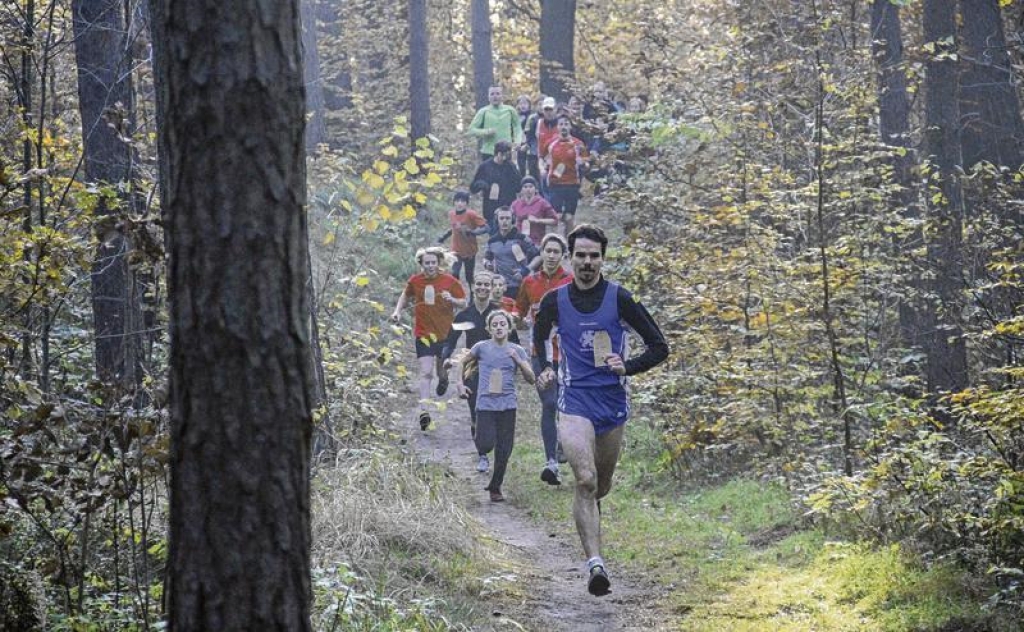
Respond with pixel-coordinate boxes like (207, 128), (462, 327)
(389, 83), (667, 598)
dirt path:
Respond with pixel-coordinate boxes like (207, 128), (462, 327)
(411, 399), (675, 632)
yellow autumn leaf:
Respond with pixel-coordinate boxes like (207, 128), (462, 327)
(378, 205), (392, 220)
(323, 231), (336, 246)
(354, 275), (370, 287)
(365, 173), (385, 189)
(413, 192), (427, 204)
(404, 157), (420, 175)
(356, 190), (376, 207)
(423, 172), (442, 186)
(401, 205), (417, 219)
(381, 144), (399, 157)
(374, 160), (390, 175)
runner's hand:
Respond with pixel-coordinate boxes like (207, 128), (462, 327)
(441, 291), (453, 303)
(536, 367), (555, 389)
(390, 312), (400, 323)
(605, 353), (626, 376)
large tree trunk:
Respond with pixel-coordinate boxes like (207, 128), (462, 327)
(922, 0), (969, 393)
(71, 0), (143, 391)
(471, 0), (494, 110)
(149, 0), (314, 628)
(301, 0), (326, 152)
(870, 0), (921, 353)
(409, 0), (431, 139)
(539, 0), (576, 103)
(959, 0), (1024, 170)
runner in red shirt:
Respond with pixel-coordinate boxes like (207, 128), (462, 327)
(516, 233), (573, 484)
(437, 190), (488, 284)
(511, 176), (558, 245)
(391, 247), (468, 430)
(541, 115), (590, 235)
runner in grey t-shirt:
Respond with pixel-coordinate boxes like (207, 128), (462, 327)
(455, 310), (535, 502)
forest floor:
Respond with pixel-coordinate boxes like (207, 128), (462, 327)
(410, 393), (681, 631)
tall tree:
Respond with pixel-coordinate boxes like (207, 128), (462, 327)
(471, 0), (494, 109)
(870, 0), (920, 349)
(922, 0), (969, 392)
(72, 0), (143, 390)
(301, 0), (326, 152)
(958, 0), (1023, 170)
(148, 0), (314, 628)
(408, 0), (431, 139)
(316, 0), (353, 113)
(539, 0), (576, 103)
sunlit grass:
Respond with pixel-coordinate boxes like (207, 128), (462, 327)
(503, 398), (1001, 631)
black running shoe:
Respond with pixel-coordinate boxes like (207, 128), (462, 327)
(419, 412), (431, 431)
(588, 565), (611, 596)
(540, 465), (561, 486)
(435, 373), (449, 396)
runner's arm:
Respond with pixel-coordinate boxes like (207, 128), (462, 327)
(440, 315), (465, 362)
(616, 287), (669, 375)
(532, 291), (559, 369)
(437, 228), (453, 244)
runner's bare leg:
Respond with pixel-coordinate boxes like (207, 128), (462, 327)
(558, 413), (601, 558)
(595, 424), (625, 501)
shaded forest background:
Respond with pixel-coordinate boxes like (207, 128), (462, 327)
(2, 0), (1024, 629)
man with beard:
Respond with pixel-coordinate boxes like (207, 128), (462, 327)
(533, 225), (668, 597)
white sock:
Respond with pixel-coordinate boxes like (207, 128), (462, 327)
(586, 556), (605, 572)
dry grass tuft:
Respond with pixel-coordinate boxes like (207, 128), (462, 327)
(311, 447), (482, 576)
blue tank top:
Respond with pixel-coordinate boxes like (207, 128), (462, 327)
(555, 283), (629, 389)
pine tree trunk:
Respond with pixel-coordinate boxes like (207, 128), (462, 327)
(301, 0), (326, 153)
(409, 0), (431, 140)
(922, 0), (969, 393)
(870, 0), (922, 354)
(471, 0), (494, 110)
(959, 0), (1024, 170)
(72, 0), (143, 391)
(149, 0), (314, 628)
(539, 0), (576, 103)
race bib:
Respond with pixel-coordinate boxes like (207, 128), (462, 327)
(489, 183), (500, 200)
(511, 243), (526, 262)
(554, 163), (566, 178)
(521, 218), (531, 236)
(488, 368), (503, 394)
(592, 330), (612, 366)
(423, 285), (435, 305)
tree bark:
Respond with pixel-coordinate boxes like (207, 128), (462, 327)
(301, 0), (326, 153)
(149, 0), (314, 628)
(870, 0), (921, 352)
(922, 0), (969, 393)
(71, 0), (143, 391)
(471, 0), (494, 110)
(959, 0), (1024, 170)
(409, 0), (431, 139)
(539, 0), (576, 103)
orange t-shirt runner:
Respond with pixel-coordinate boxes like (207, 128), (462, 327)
(448, 209), (487, 258)
(404, 273), (466, 343)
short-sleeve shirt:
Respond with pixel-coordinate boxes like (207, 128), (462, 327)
(544, 136), (589, 186)
(448, 209), (487, 257)
(404, 273), (466, 342)
(470, 340), (529, 411)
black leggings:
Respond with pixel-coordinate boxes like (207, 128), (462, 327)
(452, 255), (476, 285)
(475, 408), (517, 492)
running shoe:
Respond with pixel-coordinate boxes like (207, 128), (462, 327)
(489, 489), (505, 502)
(419, 412), (431, 431)
(541, 464), (561, 486)
(477, 454), (489, 472)
(587, 564), (611, 596)
(435, 372), (449, 396)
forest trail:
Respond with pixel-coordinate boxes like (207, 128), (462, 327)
(410, 397), (679, 631)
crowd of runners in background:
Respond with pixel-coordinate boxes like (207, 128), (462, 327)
(390, 82), (667, 598)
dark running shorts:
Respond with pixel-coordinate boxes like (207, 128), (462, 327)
(558, 385), (630, 435)
(415, 337), (445, 358)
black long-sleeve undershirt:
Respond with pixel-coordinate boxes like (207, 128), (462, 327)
(532, 277), (668, 376)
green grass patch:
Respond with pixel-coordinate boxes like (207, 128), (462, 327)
(502, 401), (1001, 631)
